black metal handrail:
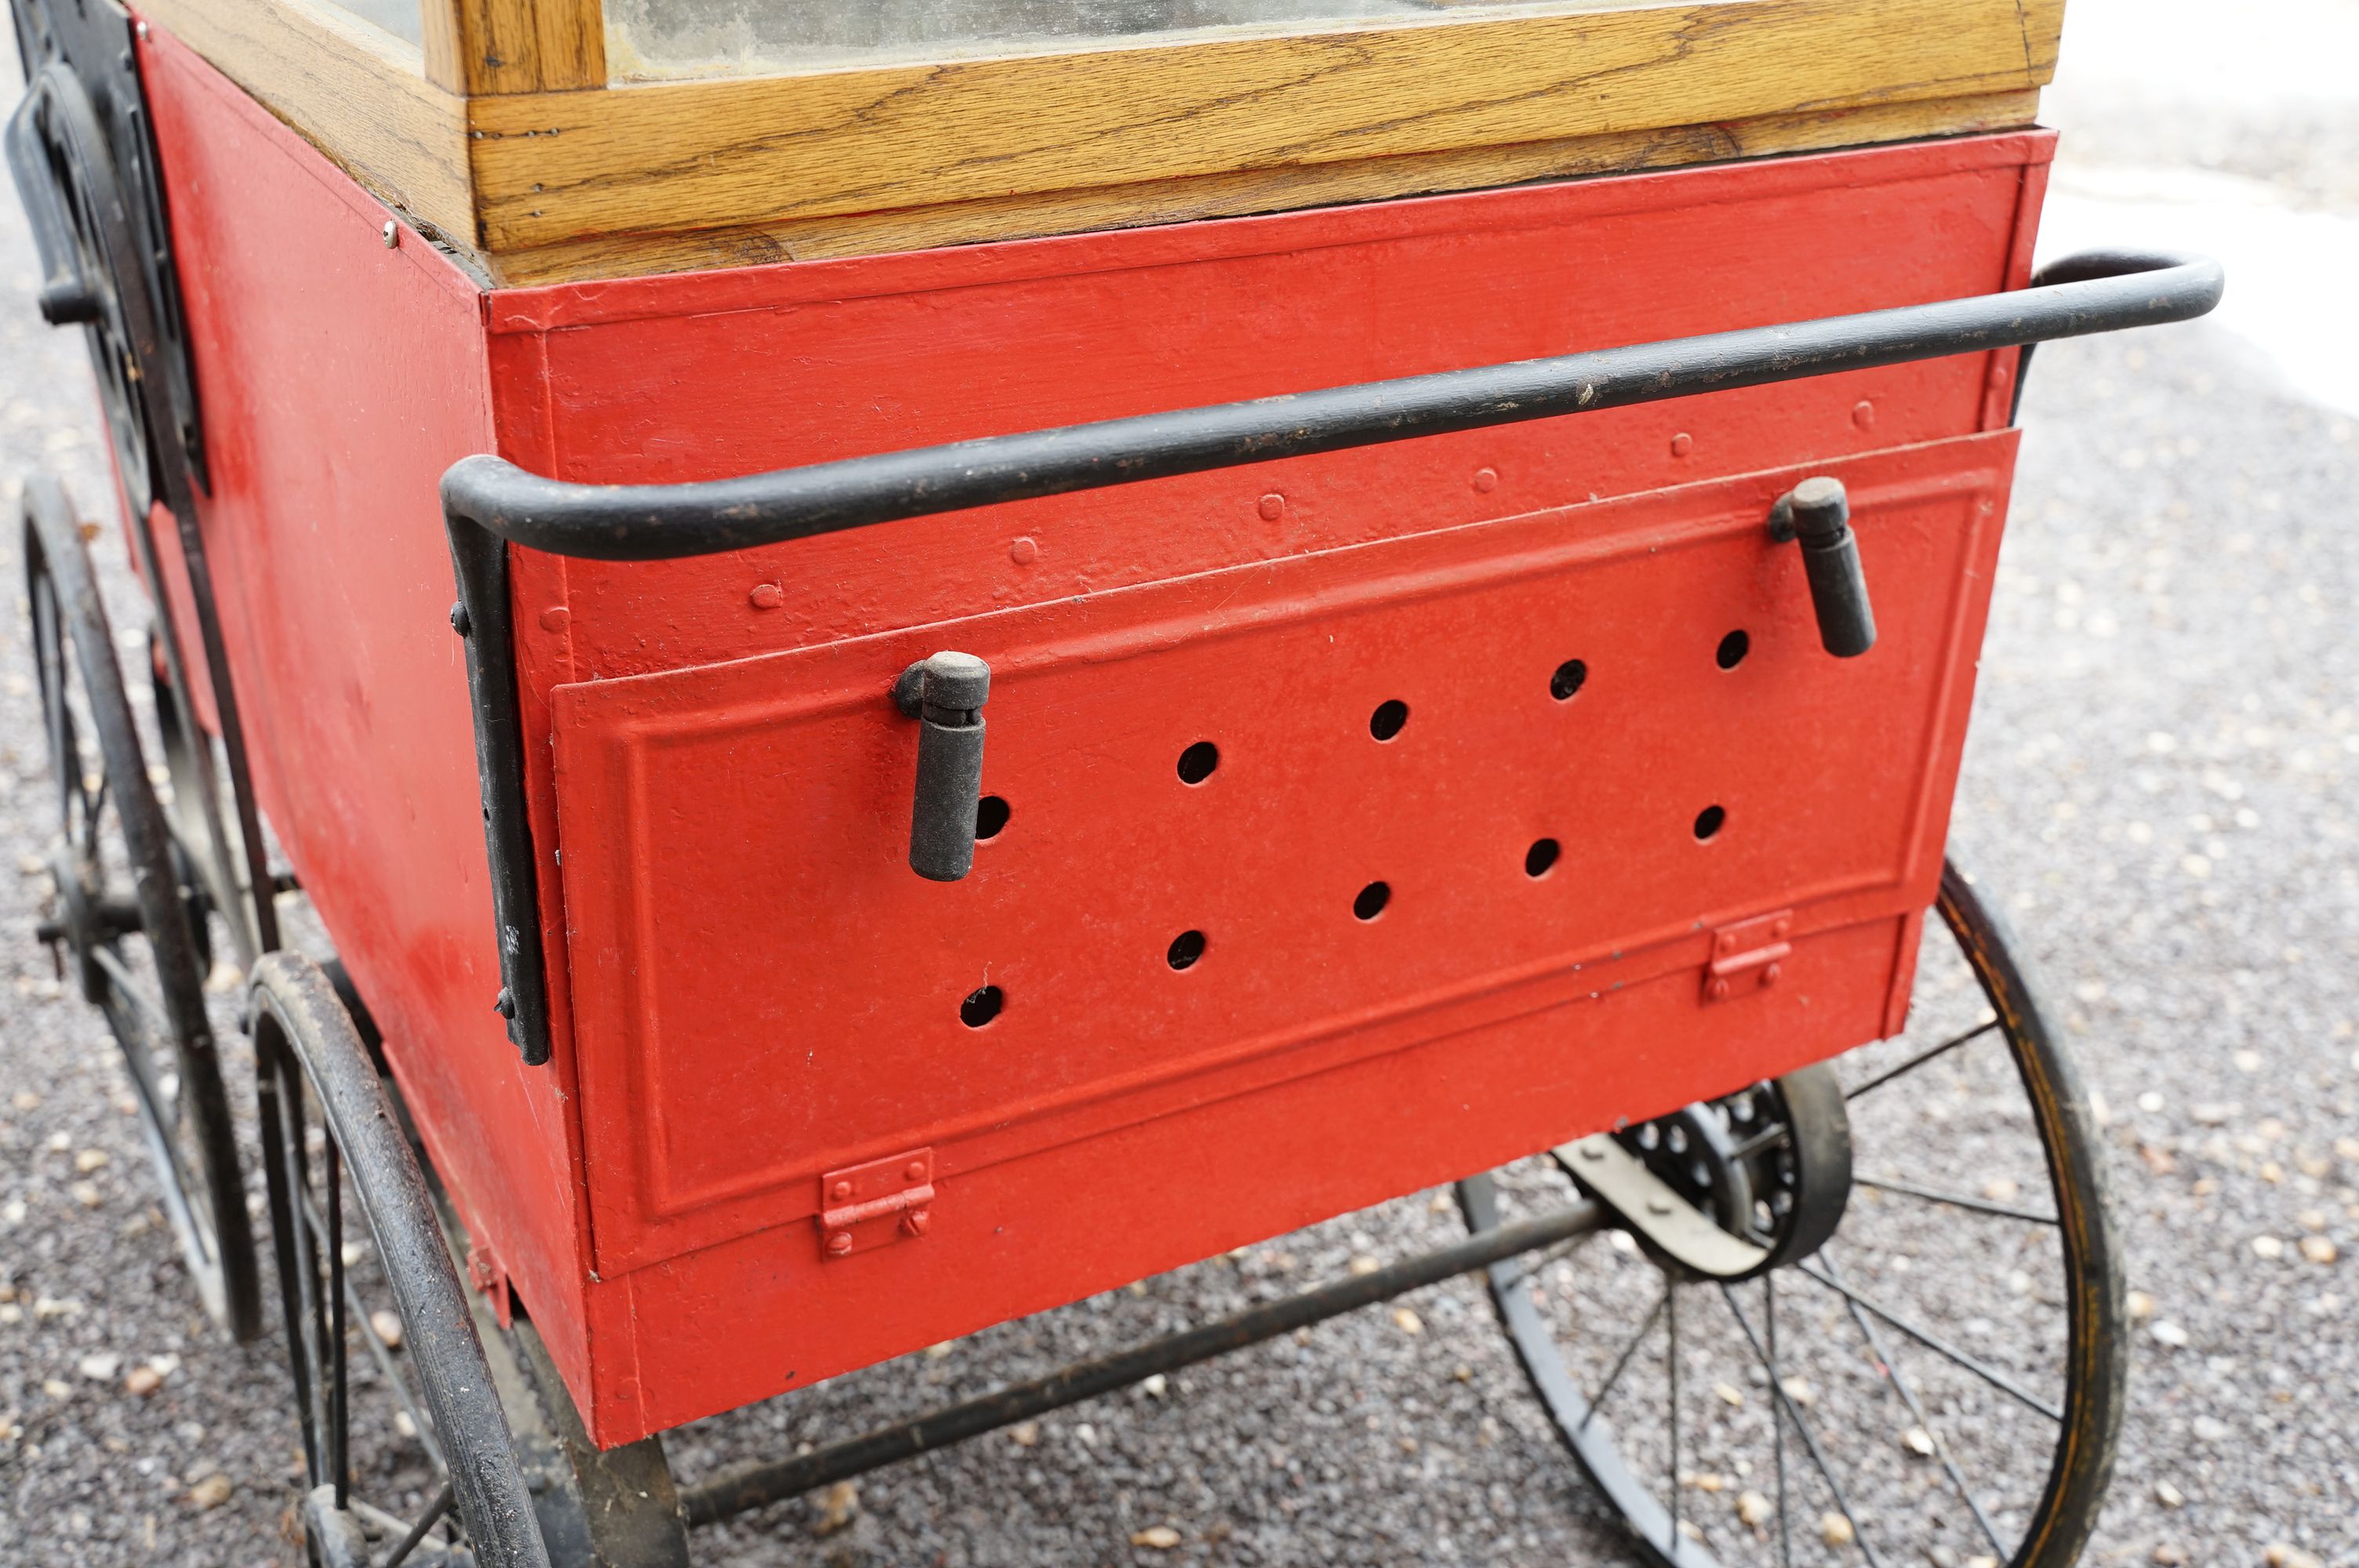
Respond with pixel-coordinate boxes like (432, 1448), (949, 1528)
(443, 247), (2221, 1064)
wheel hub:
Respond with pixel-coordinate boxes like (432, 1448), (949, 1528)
(1572, 1062), (1855, 1279)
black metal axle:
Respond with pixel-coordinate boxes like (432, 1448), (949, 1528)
(675, 1197), (1605, 1527)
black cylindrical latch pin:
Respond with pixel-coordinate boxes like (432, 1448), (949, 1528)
(895, 652), (990, 882)
(1772, 477), (1876, 659)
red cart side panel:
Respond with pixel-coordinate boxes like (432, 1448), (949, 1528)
(139, 33), (595, 1380)
(488, 132), (2048, 685)
(551, 434), (2010, 1440)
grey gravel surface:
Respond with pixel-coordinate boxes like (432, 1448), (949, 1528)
(5, 13), (2359, 1568)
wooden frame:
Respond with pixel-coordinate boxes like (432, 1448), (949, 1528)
(134, 0), (2063, 283)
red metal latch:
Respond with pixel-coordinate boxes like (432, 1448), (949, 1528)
(1704, 909), (1793, 1004)
(817, 1148), (936, 1259)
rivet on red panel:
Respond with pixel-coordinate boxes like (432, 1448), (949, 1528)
(749, 583), (784, 610)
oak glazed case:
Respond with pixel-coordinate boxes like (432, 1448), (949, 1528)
(7, 0), (2225, 1560)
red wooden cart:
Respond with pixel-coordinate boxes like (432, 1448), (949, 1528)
(9, 0), (2219, 1559)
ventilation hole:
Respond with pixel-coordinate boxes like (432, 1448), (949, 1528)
(1716, 630), (1750, 670)
(958, 985), (1004, 1028)
(1524, 837), (1561, 878)
(1353, 880), (1391, 920)
(975, 796), (1010, 840)
(1177, 741), (1220, 785)
(1166, 930), (1207, 971)
(1369, 699), (1409, 742)
(1549, 659), (1588, 701)
(1694, 804), (1726, 840)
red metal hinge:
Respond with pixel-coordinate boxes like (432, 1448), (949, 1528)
(817, 1148), (936, 1260)
(1703, 909), (1793, 1004)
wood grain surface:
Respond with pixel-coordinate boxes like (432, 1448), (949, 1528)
(421, 0), (605, 96)
(484, 89), (2042, 285)
(466, 0), (2063, 252)
(136, 0), (474, 237)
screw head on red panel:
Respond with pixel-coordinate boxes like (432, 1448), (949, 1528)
(1670, 432), (1693, 458)
(1472, 467), (1499, 493)
(749, 583), (784, 610)
(1009, 536), (1039, 565)
(903, 1161), (927, 1182)
(1852, 400), (1876, 430)
(536, 605), (569, 633)
(902, 1208), (932, 1238)
(1257, 492), (1285, 521)
(825, 1230), (855, 1257)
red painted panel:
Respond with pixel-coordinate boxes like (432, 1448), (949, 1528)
(492, 133), (2048, 688)
(123, 34), (2048, 1447)
(136, 29), (598, 1388)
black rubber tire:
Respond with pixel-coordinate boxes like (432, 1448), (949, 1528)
(249, 949), (552, 1568)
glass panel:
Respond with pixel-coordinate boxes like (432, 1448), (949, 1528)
(605, 0), (1577, 82)
(319, 0), (424, 48)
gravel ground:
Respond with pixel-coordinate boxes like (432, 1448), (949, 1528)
(5, 11), (2358, 1567)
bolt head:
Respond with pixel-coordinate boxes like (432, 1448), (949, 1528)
(1009, 536), (1039, 565)
(1471, 467), (1499, 494)
(748, 583), (784, 610)
(1256, 492), (1285, 521)
(825, 1230), (855, 1256)
(1669, 432), (1694, 458)
(381, 220), (398, 249)
(1852, 400), (1875, 430)
(1645, 1197), (1673, 1216)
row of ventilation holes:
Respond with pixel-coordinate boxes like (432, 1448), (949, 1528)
(956, 630), (1754, 1028)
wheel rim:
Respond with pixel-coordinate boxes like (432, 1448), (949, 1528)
(21, 484), (260, 1340)
(1461, 860), (2123, 1568)
(250, 953), (552, 1568)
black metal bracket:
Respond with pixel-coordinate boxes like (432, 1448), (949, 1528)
(441, 248), (2221, 1066)
(893, 652), (990, 883)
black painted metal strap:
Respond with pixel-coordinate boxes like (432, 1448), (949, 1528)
(444, 247), (2221, 1064)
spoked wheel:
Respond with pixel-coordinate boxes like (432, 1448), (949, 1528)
(1461, 859), (2123, 1568)
(249, 950), (553, 1568)
(21, 477), (261, 1341)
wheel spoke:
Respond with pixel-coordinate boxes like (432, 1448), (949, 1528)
(1791, 1263), (2063, 1421)
(1821, 1255), (2008, 1558)
(1491, 1235), (1590, 1294)
(1767, 1272), (1791, 1568)
(1579, 1285), (1668, 1434)
(328, 1139), (350, 1509)
(1856, 1175), (2058, 1225)
(1844, 1018), (1998, 1102)
(1666, 1283), (1681, 1557)
(1719, 1283), (1886, 1568)
(300, 1185), (445, 1472)
(381, 1479), (456, 1568)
